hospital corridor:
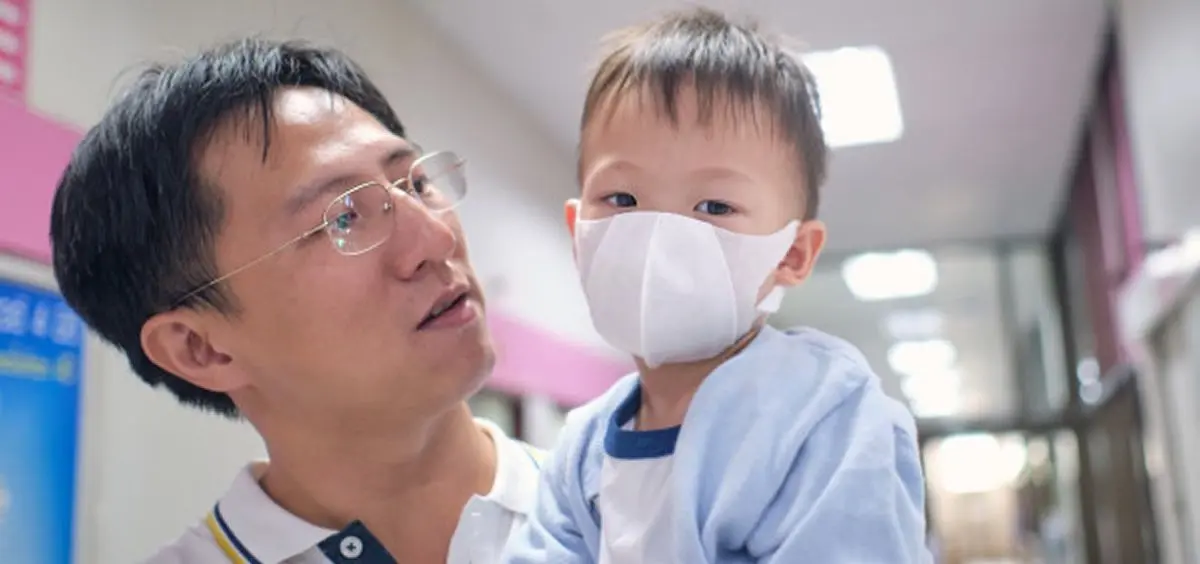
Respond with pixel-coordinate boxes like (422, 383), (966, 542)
(1, 0), (1200, 563)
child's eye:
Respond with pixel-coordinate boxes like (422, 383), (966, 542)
(695, 200), (735, 216)
(603, 192), (638, 208)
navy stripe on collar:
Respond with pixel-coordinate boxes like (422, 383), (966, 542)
(213, 504), (263, 564)
(604, 383), (680, 460)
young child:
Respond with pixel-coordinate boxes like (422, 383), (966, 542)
(503, 8), (931, 564)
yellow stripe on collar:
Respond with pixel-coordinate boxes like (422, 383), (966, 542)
(522, 442), (547, 467)
(205, 511), (248, 564)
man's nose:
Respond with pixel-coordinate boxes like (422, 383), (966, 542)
(385, 196), (458, 280)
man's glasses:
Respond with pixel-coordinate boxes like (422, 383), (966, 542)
(172, 150), (467, 308)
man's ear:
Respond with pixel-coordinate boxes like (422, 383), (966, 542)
(775, 220), (827, 287)
(565, 198), (580, 239)
(140, 310), (245, 394)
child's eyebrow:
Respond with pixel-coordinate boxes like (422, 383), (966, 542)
(687, 166), (755, 183)
(581, 157), (642, 185)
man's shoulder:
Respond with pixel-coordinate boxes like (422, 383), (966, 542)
(139, 519), (226, 564)
(514, 440), (548, 468)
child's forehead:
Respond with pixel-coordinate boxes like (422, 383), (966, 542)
(581, 92), (790, 166)
(593, 83), (779, 134)
(578, 86), (809, 214)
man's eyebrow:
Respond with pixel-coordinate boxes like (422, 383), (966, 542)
(283, 147), (416, 215)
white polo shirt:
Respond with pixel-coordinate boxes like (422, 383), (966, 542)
(143, 419), (543, 564)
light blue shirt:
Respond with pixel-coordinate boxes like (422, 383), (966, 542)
(502, 326), (933, 563)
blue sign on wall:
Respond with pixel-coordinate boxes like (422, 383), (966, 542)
(0, 277), (84, 564)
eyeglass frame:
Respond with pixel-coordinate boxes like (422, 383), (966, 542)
(170, 150), (467, 309)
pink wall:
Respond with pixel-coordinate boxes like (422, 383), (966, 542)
(488, 313), (631, 407)
(0, 97), (80, 262)
(1106, 63), (1144, 275)
(1063, 43), (1147, 373)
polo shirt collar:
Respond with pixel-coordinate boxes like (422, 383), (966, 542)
(211, 419), (538, 562)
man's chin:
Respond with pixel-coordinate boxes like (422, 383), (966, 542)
(463, 341), (496, 396)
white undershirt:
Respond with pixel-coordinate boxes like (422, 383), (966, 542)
(597, 385), (679, 564)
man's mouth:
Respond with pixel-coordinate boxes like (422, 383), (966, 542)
(418, 290), (469, 330)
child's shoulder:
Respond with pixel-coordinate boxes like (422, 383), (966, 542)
(692, 326), (915, 442)
(777, 326), (915, 426)
(769, 325), (875, 370)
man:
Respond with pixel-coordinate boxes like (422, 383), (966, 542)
(50, 38), (541, 563)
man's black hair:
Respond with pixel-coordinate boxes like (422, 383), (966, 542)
(49, 38), (406, 417)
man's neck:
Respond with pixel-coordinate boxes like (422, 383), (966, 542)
(636, 325), (764, 430)
(256, 403), (496, 560)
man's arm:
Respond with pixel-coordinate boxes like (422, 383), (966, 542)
(751, 389), (931, 564)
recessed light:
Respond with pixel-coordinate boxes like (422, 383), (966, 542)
(908, 394), (960, 419)
(887, 339), (957, 376)
(803, 45), (904, 149)
(841, 249), (937, 302)
(901, 370), (961, 418)
(932, 434), (1028, 494)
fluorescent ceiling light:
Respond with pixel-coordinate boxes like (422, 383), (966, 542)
(888, 339), (957, 376)
(908, 394), (960, 419)
(803, 45), (904, 148)
(882, 308), (945, 340)
(901, 369), (961, 418)
(841, 249), (937, 302)
(931, 434), (1028, 494)
(900, 369), (959, 400)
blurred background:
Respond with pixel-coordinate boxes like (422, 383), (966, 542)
(2, 0), (1200, 563)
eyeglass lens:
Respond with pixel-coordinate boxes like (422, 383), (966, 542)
(322, 151), (467, 256)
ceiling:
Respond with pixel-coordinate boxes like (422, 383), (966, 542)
(406, 0), (1106, 418)
(407, 0), (1107, 253)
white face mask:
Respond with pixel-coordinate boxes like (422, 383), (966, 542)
(574, 210), (799, 367)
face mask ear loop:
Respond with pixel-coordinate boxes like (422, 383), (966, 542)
(754, 220), (801, 316)
(757, 286), (787, 314)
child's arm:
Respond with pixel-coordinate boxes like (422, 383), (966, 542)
(753, 389), (930, 563)
(502, 429), (594, 563)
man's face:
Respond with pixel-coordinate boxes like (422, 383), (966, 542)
(197, 87), (492, 429)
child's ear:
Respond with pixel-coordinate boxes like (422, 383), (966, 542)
(776, 220), (827, 287)
(565, 199), (580, 238)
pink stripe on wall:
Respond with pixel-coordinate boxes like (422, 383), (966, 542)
(0, 97), (81, 263)
(487, 312), (631, 407)
(1106, 63), (1145, 272)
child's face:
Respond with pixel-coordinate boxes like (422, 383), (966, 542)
(571, 86), (826, 288)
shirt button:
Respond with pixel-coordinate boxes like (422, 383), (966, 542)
(340, 535), (363, 559)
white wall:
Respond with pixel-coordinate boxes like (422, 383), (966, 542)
(1114, 0), (1200, 244)
(24, 0), (598, 561)
(0, 253), (267, 564)
(519, 395), (568, 451)
(1146, 289), (1200, 564)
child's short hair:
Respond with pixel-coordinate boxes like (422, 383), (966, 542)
(582, 7), (828, 220)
